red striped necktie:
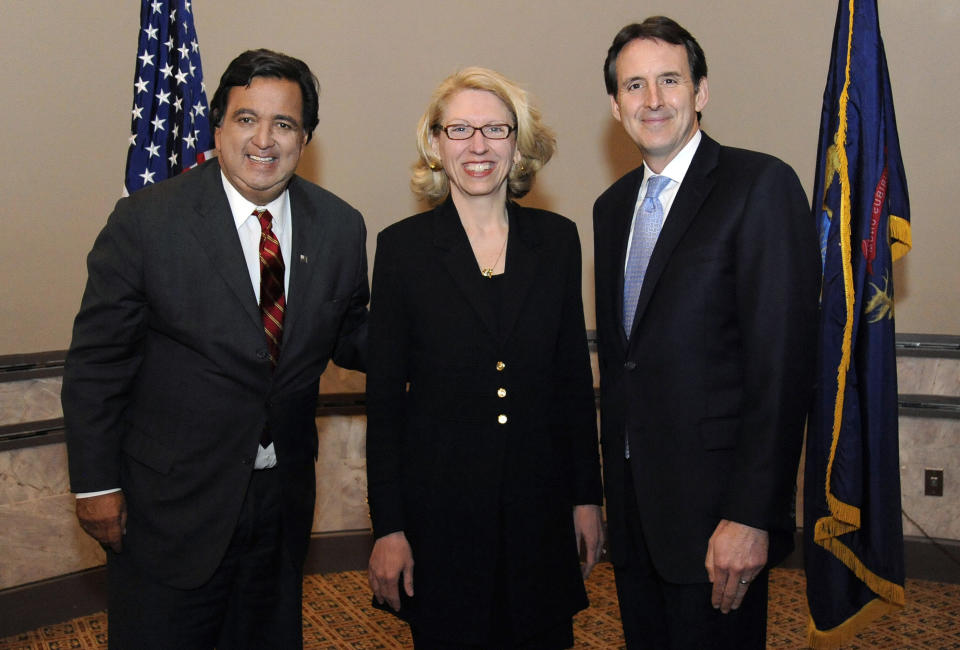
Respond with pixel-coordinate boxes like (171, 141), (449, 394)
(256, 208), (285, 369)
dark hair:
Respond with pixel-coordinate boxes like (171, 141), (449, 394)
(603, 16), (708, 97)
(210, 49), (320, 143)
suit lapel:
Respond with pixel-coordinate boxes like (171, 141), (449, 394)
(283, 176), (328, 348)
(431, 200), (544, 344)
(628, 134), (720, 339)
(188, 161), (263, 333)
(433, 199), (500, 340)
(499, 202), (541, 342)
(433, 199), (543, 343)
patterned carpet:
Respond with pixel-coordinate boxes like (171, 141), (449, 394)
(2, 564), (958, 648)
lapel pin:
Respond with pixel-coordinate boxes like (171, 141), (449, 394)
(299, 254), (308, 264)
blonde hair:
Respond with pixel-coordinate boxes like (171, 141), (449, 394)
(411, 67), (556, 206)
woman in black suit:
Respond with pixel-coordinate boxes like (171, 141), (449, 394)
(366, 67), (603, 648)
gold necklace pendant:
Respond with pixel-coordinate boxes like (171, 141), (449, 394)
(479, 231), (508, 278)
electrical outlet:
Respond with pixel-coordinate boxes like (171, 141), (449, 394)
(924, 469), (944, 497)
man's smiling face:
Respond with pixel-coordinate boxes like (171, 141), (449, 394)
(609, 37), (708, 173)
(214, 76), (307, 205)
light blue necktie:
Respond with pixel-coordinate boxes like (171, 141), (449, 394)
(622, 174), (671, 335)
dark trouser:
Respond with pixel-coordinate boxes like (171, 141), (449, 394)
(613, 465), (768, 649)
(107, 468), (303, 650)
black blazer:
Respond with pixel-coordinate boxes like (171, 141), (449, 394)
(593, 133), (820, 583)
(62, 159), (369, 589)
(365, 199), (602, 641)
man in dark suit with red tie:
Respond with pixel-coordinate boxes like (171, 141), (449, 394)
(62, 49), (368, 649)
(593, 17), (820, 648)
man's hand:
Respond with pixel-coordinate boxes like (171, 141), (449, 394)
(574, 504), (604, 578)
(76, 491), (127, 552)
(368, 531), (414, 612)
(704, 519), (768, 613)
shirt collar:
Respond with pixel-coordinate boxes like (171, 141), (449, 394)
(643, 129), (702, 186)
(220, 171), (289, 235)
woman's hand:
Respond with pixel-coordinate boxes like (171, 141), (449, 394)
(573, 504), (605, 578)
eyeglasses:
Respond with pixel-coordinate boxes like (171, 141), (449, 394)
(436, 123), (516, 140)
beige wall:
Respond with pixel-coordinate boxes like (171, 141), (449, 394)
(1, 1), (957, 355)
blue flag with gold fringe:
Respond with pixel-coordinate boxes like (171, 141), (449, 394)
(804, 0), (911, 647)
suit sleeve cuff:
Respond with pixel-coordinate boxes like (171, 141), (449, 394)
(75, 488), (122, 498)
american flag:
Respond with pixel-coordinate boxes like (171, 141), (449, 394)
(124, 0), (214, 195)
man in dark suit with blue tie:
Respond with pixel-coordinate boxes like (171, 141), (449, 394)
(593, 17), (820, 648)
(62, 49), (368, 649)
